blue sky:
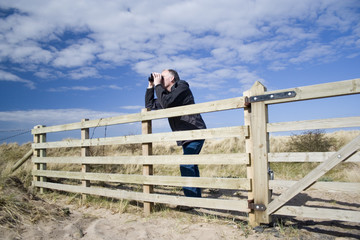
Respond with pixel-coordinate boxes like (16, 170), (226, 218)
(0, 0), (359, 144)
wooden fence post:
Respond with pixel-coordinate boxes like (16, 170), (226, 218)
(243, 89), (256, 226)
(245, 81), (271, 226)
(81, 119), (90, 200)
(142, 108), (153, 215)
(33, 125), (46, 194)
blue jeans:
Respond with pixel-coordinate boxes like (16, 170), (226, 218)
(181, 140), (204, 197)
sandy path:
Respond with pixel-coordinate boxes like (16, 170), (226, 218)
(1, 177), (359, 240)
(14, 197), (360, 240)
(17, 206), (251, 240)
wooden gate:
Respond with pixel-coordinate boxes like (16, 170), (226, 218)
(245, 79), (360, 226)
(32, 78), (360, 226)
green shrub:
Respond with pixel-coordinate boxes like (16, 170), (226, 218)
(286, 129), (337, 152)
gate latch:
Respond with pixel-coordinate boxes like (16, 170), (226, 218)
(249, 91), (296, 103)
(248, 200), (266, 211)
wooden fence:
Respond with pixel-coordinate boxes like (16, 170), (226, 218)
(31, 78), (360, 226)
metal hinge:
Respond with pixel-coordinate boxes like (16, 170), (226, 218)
(248, 199), (266, 211)
(249, 91), (296, 103)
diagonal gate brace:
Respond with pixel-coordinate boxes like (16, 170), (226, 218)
(267, 134), (360, 215)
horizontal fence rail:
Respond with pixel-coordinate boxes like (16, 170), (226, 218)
(33, 126), (248, 149)
(263, 78), (360, 104)
(270, 180), (360, 194)
(275, 206), (360, 223)
(268, 116), (360, 132)
(33, 170), (251, 190)
(32, 97), (246, 135)
(269, 152), (360, 162)
(33, 181), (250, 212)
(31, 78), (360, 227)
(32, 153), (250, 165)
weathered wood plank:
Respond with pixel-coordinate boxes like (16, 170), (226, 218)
(33, 125), (47, 194)
(32, 126), (41, 190)
(269, 152), (360, 163)
(141, 97), (246, 122)
(264, 78), (360, 104)
(11, 149), (33, 173)
(32, 181), (250, 212)
(81, 119), (90, 192)
(249, 81), (271, 224)
(31, 113), (142, 135)
(243, 88), (256, 226)
(267, 134), (360, 215)
(32, 170), (251, 190)
(32, 153), (250, 165)
(275, 206), (360, 223)
(32, 126), (248, 149)
(270, 180), (360, 193)
(142, 108), (153, 214)
(32, 97), (246, 135)
(268, 116), (360, 132)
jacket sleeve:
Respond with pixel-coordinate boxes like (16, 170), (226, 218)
(145, 87), (163, 110)
(155, 81), (191, 108)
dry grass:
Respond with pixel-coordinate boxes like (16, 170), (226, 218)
(0, 142), (33, 187)
(0, 177), (69, 237)
(269, 130), (360, 182)
(0, 143), (70, 235)
(0, 130), (359, 233)
(1, 130), (359, 183)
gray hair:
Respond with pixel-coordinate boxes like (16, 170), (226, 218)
(167, 69), (180, 82)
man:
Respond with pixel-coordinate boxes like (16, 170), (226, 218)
(145, 69), (206, 198)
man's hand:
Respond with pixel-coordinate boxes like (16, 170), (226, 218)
(152, 72), (162, 86)
(148, 79), (154, 88)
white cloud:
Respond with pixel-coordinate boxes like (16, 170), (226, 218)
(234, 67), (265, 90)
(289, 44), (334, 64)
(11, 42), (53, 64)
(53, 39), (100, 68)
(0, 0), (359, 90)
(152, 118), (170, 131)
(48, 86), (97, 92)
(119, 105), (143, 110)
(34, 69), (58, 79)
(267, 61), (287, 71)
(0, 109), (122, 125)
(108, 85), (122, 90)
(48, 84), (122, 92)
(0, 70), (35, 89)
(68, 67), (100, 80)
